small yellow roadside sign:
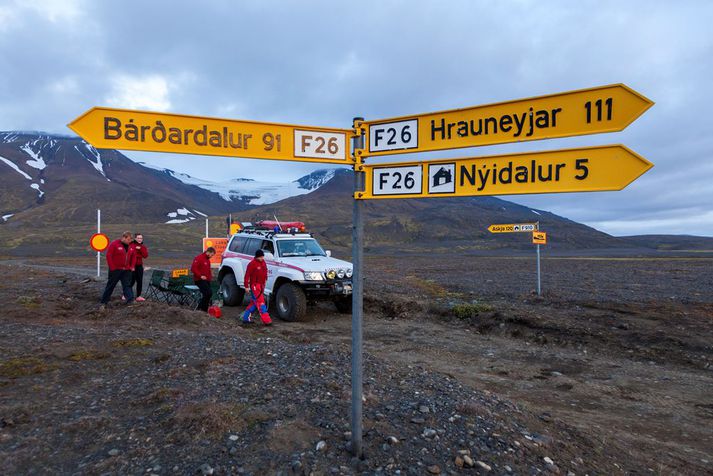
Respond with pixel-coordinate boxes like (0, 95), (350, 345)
(68, 107), (354, 164)
(171, 268), (189, 278)
(488, 223), (538, 233)
(532, 231), (547, 244)
(357, 145), (652, 200)
(359, 84), (652, 157)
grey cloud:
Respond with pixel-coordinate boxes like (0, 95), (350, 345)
(1, 0), (712, 235)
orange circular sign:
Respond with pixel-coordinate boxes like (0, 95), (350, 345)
(90, 233), (110, 252)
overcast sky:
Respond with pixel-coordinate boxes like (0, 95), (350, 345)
(1, 0), (712, 236)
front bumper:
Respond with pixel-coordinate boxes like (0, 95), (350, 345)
(300, 279), (352, 297)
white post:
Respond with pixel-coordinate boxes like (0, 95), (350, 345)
(536, 244), (541, 295)
(97, 209), (101, 278)
(205, 218), (209, 238)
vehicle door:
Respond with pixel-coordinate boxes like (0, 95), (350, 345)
(226, 236), (248, 282)
(259, 239), (277, 295)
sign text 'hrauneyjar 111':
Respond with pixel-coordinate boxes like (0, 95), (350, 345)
(361, 84), (653, 157)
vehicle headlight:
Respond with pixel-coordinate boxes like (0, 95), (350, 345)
(326, 269), (336, 280)
(303, 271), (324, 281)
(346, 268), (353, 278)
(337, 269), (346, 279)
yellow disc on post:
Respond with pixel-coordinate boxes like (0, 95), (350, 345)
(90, 233), (110, 252)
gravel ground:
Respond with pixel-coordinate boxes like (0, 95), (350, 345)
(1, 258), (712, 475)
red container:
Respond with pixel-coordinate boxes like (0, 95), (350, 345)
(208, 305), (222, 318)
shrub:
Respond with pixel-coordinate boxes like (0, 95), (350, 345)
(452, 302), (493, 319)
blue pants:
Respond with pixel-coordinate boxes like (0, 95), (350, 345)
(243, 292), (269, 322)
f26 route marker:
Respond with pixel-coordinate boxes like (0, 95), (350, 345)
(69, 107), (354, 164)
(359, 84), (652, 157)
(488, 223), (539, 233)
(357, 145), (652, 200)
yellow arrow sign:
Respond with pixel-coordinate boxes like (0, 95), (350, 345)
(488, 223), (539, 233)
(357, 145), (652, 200)
(68, 107), (354, 164)
(360, 84), (652, 157)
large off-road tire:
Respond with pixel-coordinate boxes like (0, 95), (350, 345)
(334, 296), (352, 314)
(220, 273), (244, 306)
(275, 283), (307, 321)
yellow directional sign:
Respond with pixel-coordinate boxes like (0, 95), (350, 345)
(68, 107), (354, 164)
(357, 145), (652, 200)
(359, 84), (652, 157)
(532, 232), (547, 244)
(488, 223), (538, 233)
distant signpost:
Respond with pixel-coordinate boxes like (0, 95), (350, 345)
(488, 223), (538, 233)
(69, 83), (654, 460)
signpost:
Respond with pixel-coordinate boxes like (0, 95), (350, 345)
(68, 107), (355, 165)
(89, 209), (108, 277)
(357, 145), (652, 200)
(359, 84), (652, 157)
(488, 223), (538, 233)
(70, 83), (654, 461)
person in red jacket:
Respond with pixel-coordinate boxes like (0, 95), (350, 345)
(191, 247), (215, 312)
(128, 233), (149, 301)
(100, 231), (136, 307)
(242, 249), (271, 325)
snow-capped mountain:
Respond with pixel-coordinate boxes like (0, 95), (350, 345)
(0, 131), (345, 225)
(139, 163), (339, 205)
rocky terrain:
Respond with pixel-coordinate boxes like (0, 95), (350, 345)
(1, 255), (712, 475)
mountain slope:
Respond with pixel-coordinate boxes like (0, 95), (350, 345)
(0, 132), (342, 226)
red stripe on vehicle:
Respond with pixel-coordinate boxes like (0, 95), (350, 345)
(221, 251), (304, 273)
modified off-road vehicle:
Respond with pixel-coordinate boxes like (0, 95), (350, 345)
(218, 222), (353, 321)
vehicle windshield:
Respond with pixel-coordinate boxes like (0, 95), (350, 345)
(277, 239), (326, 257)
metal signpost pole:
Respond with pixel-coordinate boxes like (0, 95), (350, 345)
(351, 118), (365, 458)
(536, 244), (541, 296)
(97, 209), (101, 278)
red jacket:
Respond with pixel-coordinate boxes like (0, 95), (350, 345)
(130, 242), (149, 266)
(191, 252), (212, 281)
(106, 239), (135, 271)
(244, 258), (268, 292)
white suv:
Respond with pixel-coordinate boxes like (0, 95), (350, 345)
(218, 227), (353, 321)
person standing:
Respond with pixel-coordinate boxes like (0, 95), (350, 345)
(242, 249), (272, 325)
(129, 233), (149, 302)
(191, 247), (215, 312)
(100, 231), (136, 308)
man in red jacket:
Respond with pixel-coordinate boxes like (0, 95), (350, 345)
(129, 233), (149, 301)
(191, 247), (215, 312)
(100, 231), (136, 307)
(242, 249), (271, 325)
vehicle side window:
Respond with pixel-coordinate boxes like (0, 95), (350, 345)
(262, 240), (274, 254)
(229, 236), (247, 253)
(243, 238), (261, 256)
